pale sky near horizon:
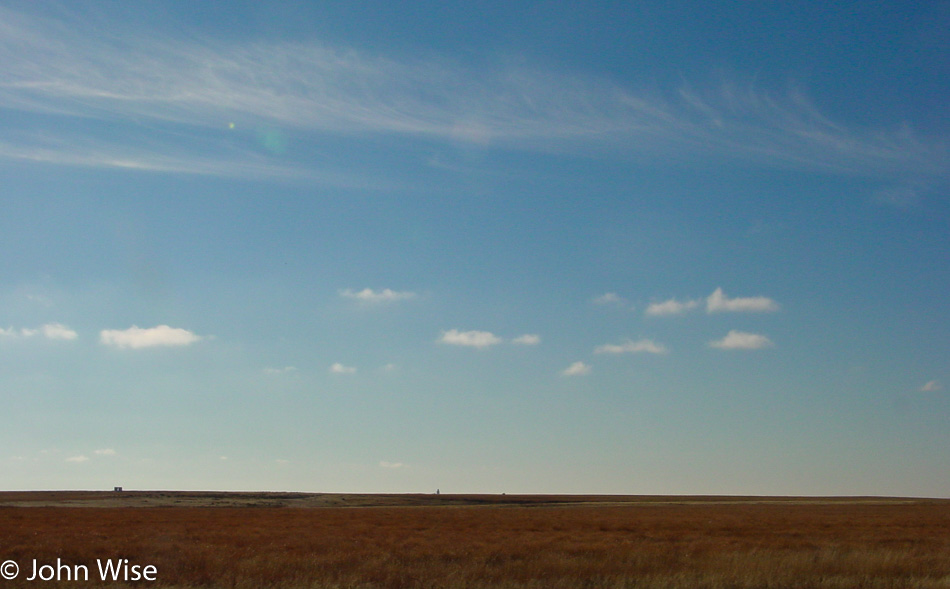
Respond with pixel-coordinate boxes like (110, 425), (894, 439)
(1, 1), (948, 496)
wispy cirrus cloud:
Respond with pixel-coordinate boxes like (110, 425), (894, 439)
(594, 338), (668, 355)
(0, 134), (326, 181)
(511, 334), (541, 345)
(0, 6), (944, 182)
(99, 325), (203, 349)
(920, 380), (942, 392)
(592, 292), (626, 306)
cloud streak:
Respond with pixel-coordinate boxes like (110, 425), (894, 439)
(0, 322), (77, 340)
(0, 7), (944, 180)
(708, 330), (774, 350)
(594, 339), (669, 355)
(438, 329), (502, 349)
(39, 322), (78, 340)
(561, 361), (591, 376)
(340, 288), (417, 304)
(645, 298), (699, 316)
(99, 325), (203, 349)
(706, 288), (779, 313)
(329, 362), (356, 374)
(592, 292), (626, 306)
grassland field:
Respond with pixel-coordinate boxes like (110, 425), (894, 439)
(0, 491), (948, 588)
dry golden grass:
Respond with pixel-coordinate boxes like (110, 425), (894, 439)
(0, 493), (948, 588)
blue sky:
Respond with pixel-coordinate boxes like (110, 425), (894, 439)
(1, 1), (948, 495)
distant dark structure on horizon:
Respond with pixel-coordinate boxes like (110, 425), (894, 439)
(114, 486), (123, 492)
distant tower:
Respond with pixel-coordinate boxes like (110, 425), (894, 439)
(436, 488), (440, 495)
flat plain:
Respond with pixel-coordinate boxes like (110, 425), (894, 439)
(0, 492), (948, 588)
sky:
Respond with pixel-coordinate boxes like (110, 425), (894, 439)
(1, 1), (948, 496)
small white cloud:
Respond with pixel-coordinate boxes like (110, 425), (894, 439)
(594, 339), (669, 355)
(276, 459), (290, 465)
(94, 448), (117, 456)
(645, 298), (700, 316)
(438, 329), (502, 349)
(219, 456), (228, 461)
(340, 288), (416, 304)
(561, 361), (591, 376)
(100, 325), (203, 349)
(264, 366), (297, 375)
(330, 362), (356, 374)
(0, 323), (78, 340)
(921, 380), (942, 392)
(41, 323), (78, 340)
(706, 288), (779, 313)
(379, 461), (406, 469)
(381, 363), (398, 372)
(708, 330), (774, 350)
(512, 334), (541, 345)
(65, 455), (89, 463)
(592, 292), (625, 305)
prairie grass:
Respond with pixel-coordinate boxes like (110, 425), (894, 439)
(0, 498), (948, 588)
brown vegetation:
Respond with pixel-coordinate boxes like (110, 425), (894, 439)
(0, 493), (948, 588)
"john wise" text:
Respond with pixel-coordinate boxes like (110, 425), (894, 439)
(25, 558), (157, 582)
